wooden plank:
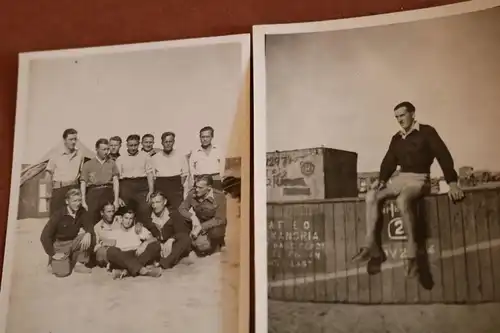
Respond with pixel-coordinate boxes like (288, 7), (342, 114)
(421, 196), (442, 303)
(356, 201), (370, 303)
(282, 204), (296, 301)
(292, 204), (306, 301)
(436, 195), (456, 303)
(449, 196), (468, 303)
(405, 201), (422, 304)
(345, 201), (359, 303)
(488, 190), (500, 301)
(267, 204), (285, 300)
(333, 201), (348, 302)
(312, 203), (327, 302)
(324, 203), (337, 301)
(462, 192), (483, 302)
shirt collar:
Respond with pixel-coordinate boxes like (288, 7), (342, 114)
(197, 145), (216, 152)
(62, 147), (78, 156)
(198, 189), (215, 203)
(127, 150), (139, 157)
(66, 207), (78, 218)
(399, 121), (420, 138)
(151, 207), (170, 220)
(96, 156), (107, 164)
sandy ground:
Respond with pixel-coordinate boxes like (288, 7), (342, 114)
(269, 300), (500, 333)
(4, 218), (223, 333)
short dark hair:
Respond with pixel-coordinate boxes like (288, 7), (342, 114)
(149, 191), (166, 201)
(126, 134), (140, 142)
(62, 128), (78, 139)
(121, 207), (136, 217)
(95, 138), (109, 149)
(199, 126), (214, 137)
(100, 201), (115, 212)
(109, 136), (122, 144)
(196, 174), (214, 187)
(142, 134), (154, 141)
(161, 131), (175, 142)
(394, 101), (416, 113)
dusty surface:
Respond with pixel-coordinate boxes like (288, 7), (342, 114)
(4, 219), (222, 333)
(269, 300), (500, 333)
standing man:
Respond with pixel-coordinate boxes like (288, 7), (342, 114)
(189, 126), (222, 190)
(179, 175), (227, 255)
(45, 128), (85, 215)
(115, 134), (155, 225)
(141, 134), (157, 156)
(80, 138), (120, 226)
(109, 136), (122, 161)
(152, 132), (188, 210)
(352, 101), (464, 277)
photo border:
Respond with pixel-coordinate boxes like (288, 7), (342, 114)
(252, 1), (500, 331)
(0, 32), (251, 333)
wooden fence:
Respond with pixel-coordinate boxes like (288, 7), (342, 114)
(267, 187), (500, 304)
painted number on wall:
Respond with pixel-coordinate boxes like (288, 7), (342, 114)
(388, 217), (407, 241)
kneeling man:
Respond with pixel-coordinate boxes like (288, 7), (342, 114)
(40, 188), (95, 278)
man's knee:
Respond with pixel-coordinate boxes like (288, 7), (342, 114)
(51, 259), (71, 278)
(365, 190), (379, 205)
(396, 193), (413, 211)
(146, 241), (161, 253)
(106, 246), (122, 260)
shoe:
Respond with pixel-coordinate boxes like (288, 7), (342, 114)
(351, 247), (374, 264)
(405, 258), (418, 278)
(145, 267), (162, 278)
(74, 263), (92, 274)
(46, 264), (53, 274)
(111, 269), (127, 280)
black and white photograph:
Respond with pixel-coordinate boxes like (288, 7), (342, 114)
(253, 1), (500, 332)
(0, 34), (250, 333)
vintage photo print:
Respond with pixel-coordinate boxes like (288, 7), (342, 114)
(253, 1), (500, 332)
(0, 34), (250, 333)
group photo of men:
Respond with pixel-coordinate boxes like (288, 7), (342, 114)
(40, 125), (233, 279)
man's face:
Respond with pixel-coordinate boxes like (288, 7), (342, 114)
(394, 107), (415, 131)
(142, 136), (154, 152)
(109, 140), (121, 154)
(121, 213), (135, 229)
(101, 204), (115, 223)
(64, 133), (78, 151)
(96, 143), (109, 160)
(127, 139), (140, 155)
(162, 135), (175, 152)
(151, 195), (167, 214)
(66, 194), (82, 212)
(199, 130), (213, 148)
(194, 180), (211, 198)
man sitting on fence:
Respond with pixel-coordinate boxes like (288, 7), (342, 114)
(40, 188), (95, 278)
(351, 101), (464, 278)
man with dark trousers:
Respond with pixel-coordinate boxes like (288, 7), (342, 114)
(45, 128), (86, 215)
(352, 101), (464, 277)
(152, 131), (188, 210)
(189, 126), (222, 190)
(40, 188), (95, 277)
(80, 138), (120, 226)
(115, 134), (155, 226)
(143, 191), (193, 269)
(179, 175), (227, 256)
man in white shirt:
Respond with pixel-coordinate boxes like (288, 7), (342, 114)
(141, 133), (157, 157)
(115, 134), (155, 227)
(189, 126), (222, 190)
(152, 132), (188, 210)
(45, 128), (86, 215)
(104, 208), (162, 279)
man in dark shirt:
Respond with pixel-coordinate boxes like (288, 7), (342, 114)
(40, 188), (95, 277)
(81, 138), (121, 226)
(179, 175), (227, 256)
(352, 101), (464, 277)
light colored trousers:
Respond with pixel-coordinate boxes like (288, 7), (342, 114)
(365, 172), (431, 258)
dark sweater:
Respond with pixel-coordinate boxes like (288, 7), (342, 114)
(40, 207), (93, 256)
(379, 124), (458, 184)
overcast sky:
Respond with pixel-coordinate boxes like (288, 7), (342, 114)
(21, 41), (242, 165)
(266, 6), (500, 176)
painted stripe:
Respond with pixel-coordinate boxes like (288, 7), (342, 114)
(268, 238), (500, 288)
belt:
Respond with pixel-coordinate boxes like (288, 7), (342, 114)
(88, 184), (112, 189)
(121, 177), (147, 181)
(52, 180), (78, 189)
